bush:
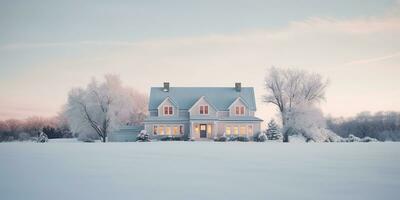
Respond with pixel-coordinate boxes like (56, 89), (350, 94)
(256, 132), (267, 142)
(159, 135), (182, 141)
(227, 136), (249, 142)
(37, 132), (48, 143)
(344, 134), (379, 142)
(136, 131), (150, 142)
(214, 136), (227, 142)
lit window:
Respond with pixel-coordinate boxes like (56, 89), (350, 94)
(233, 126), (239, 135)
(179, 125), (184, 134)
(240, 126), (246, 136)
(225, 126), (231, 135)
(195, 124), (199, 134)
(173, 126), (178, 135)
(153, 125), (158, 135)
(164, 106), (173, 115)
(166, 127), (171, 135)
(159, 126), (164, 135)
(247, 125), (253, 135)
(207, 125), (212, 134)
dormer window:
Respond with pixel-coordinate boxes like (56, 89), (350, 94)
(200, 105), (209, 115)
(164, 106), (173, 115)
(235, 106), (245, 115)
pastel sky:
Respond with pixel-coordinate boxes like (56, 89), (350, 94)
(1, 0), (400, 121)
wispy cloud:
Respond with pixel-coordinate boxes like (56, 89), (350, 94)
(338, 51), (400, 67)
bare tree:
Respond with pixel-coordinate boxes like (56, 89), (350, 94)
(65, 74), (147, 142)
(264, 67), (329, 142)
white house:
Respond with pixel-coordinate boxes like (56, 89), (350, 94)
(144, 82), (263, 140)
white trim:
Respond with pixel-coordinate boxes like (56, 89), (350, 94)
(234, 105), (245, 116)
(188, 96), (218, 112)
(228, 97), (250, 110)
(157, 97), (178, 109)
(162, 105), (174, 116)
(199, 104), (209, 115)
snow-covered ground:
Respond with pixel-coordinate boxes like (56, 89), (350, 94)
(0, 141), (399, 200)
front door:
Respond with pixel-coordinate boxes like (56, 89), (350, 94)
(200, 124), (207, 138)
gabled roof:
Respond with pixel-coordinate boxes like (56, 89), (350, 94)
(228, 97), (250, 109)
(149, 87), (257, 111)
(157, 96), (179, 109)
(188, 96), (218, 112)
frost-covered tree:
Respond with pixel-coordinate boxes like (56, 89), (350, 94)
(65, 74), (147, 142)
(266, 119), (281, 140)
(263, 67), (337, 142)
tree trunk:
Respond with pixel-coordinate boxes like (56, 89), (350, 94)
(281, 114), (289, 143)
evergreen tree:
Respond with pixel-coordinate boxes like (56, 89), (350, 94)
(266, 119), (281, 140)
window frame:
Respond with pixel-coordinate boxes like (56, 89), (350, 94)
(225, 126), (231, 136)
(163, 106), (173, 116)
(179, 125), (184, 134)
(199, 105), (209, 115)
(247, 124), (253, 136)
(235, 106), (245, 115)
(153, 125), (158, 135)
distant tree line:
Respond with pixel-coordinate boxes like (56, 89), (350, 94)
(0, 115), (72, 142)
(327, 111), (400, 141)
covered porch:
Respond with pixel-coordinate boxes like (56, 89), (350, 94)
(189, 121), (217, 140)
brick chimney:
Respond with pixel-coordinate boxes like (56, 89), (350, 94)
(163, 82), (170, 92)
(235, 82), (241, 92)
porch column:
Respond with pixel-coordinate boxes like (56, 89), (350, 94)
(190, 121), (193, 139)
(213, 121), (217, 138)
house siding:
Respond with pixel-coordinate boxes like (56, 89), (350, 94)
(144, 86), (263, 141)
(189, 97), (217, 117)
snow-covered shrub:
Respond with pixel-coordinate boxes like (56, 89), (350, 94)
(160, 135), (182, 141)
(227, 136), (249, 142)
(37, 132), (48, 143)
(284, 103), (341, 142)
(136, 130), (150, 142)
(266, 120), (281, 140)
(345, 134), (378, 142)
(257, 132), (267, 142)
(361, 137), (379, 142)
(214, 136), (227, 142)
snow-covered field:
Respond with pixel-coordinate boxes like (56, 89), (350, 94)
(0, 141), (399, 200)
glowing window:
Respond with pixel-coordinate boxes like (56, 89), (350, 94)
(225, 126), (231, 135)
(159, 126), (164, 135)
(247, 125), (253, 135)
(207, 125), (212, 134)
(173, 126), (178, 135)
(233, 126), (239, 135)
(240, 126), (246, 136)
(195, 124), (199, 134)
(166, 127), (171, 135)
